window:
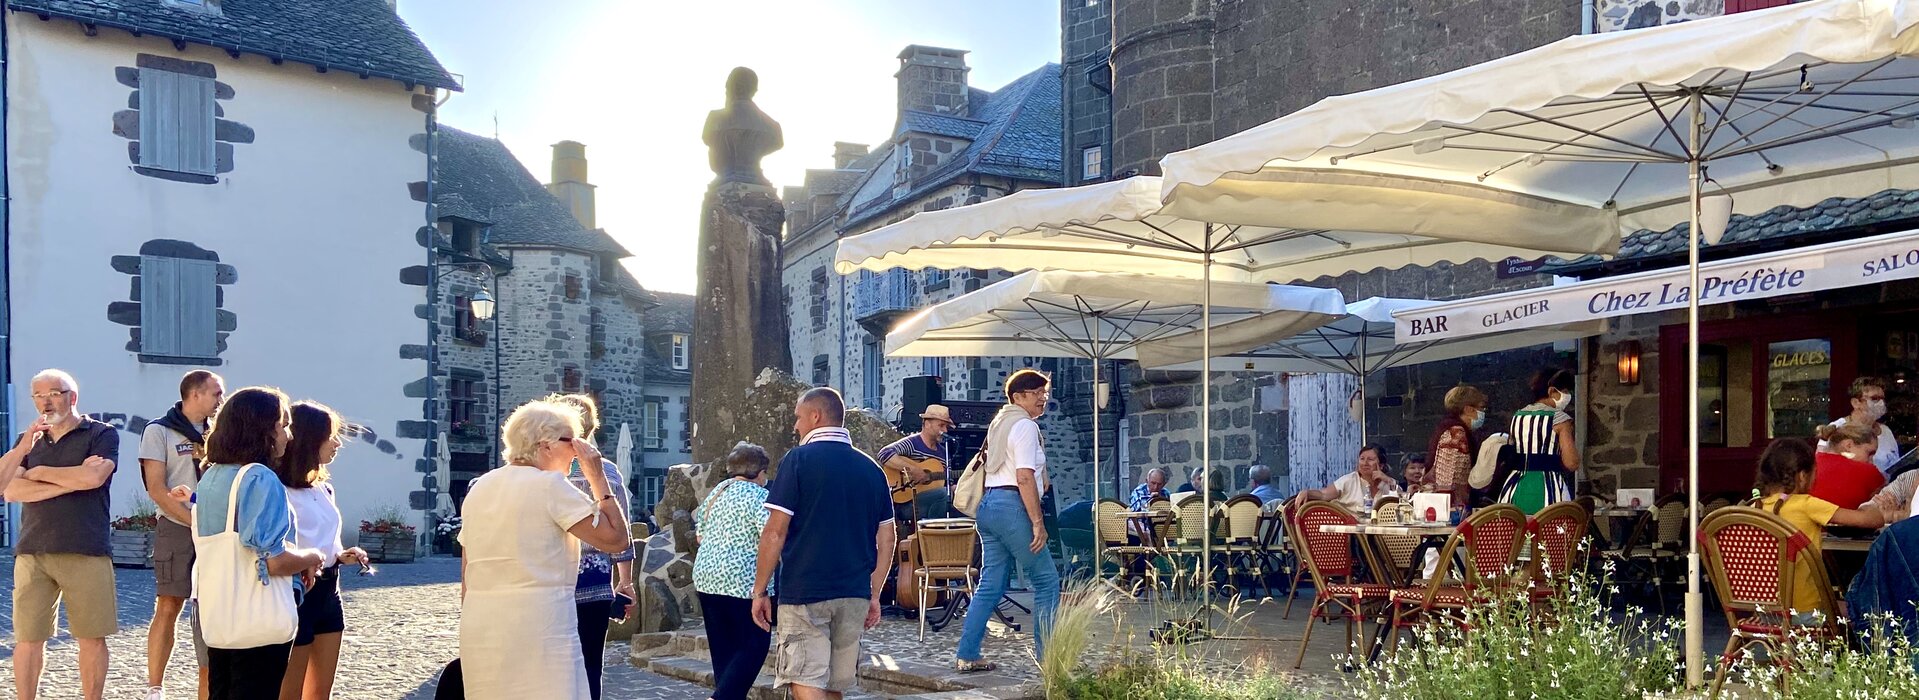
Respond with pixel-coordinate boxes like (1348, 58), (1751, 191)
(564, 272), (583, 301)
(454, 295), (485, 344)
(925, 268), (949, 290)
(1081, 145), (1104, 181)
(671, 334), (689, 370)
(562, 367), (582, 392)
(642, 401), (663, 450)
(448, 377), (479, 432)
(141, 255), (218, 358)
(599, 255), (620, 284)
(139, 68), (216, 175)
(450, 224), (477, 254)
(922, 356), (944, 377)
(589, 309), (606, 359)
(862, 337), (882, 411)
(640, 475), (664, 509)
(1767, 339), (1833, 439)
(680, 398), (692, 452)
(809, 268), (829, 331)
(812, 355), (831, 386)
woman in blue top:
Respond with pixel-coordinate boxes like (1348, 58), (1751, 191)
(693, 442), (773, 700)
(551, 393), (636, 700)
(192, 387), (327, 700)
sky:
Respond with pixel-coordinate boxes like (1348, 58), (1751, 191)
(397, 0), (1063, 295)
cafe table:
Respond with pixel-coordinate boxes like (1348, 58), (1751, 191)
(1317, 519), (1459, 665)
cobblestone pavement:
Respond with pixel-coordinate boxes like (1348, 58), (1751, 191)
(0, 553), (710, 700)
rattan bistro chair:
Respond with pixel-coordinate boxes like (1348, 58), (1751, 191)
(1382, 504), (1527, 658)
(1291, 500), (1388, 669)
(1698, 506), (1845, 698)
(916, 524), (980, 640)
(1527, 501), (1591, 605)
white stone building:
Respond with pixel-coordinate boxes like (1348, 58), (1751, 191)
(1, 0), (459, 539)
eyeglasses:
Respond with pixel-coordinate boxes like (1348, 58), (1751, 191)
(30, 390), (69, 401)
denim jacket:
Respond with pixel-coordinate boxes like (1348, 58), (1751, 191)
(1844, 517), (1919, 671)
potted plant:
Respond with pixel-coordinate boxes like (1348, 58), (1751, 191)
(110, 499), (160, 568)
(431, 505), (462, 555)
(449, 419), (484, 441)
(358, 506), (418, 563)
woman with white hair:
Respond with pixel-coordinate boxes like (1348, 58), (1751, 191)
(457, 399), (631, 700)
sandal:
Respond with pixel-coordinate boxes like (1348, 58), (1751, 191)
(955, 658), (999, 673)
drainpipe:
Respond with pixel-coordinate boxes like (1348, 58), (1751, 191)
(422, 88), (443, 528)
(1581, 0), (1596, 34)
(3, 10), (16, 546)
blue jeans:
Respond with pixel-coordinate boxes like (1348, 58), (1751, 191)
(956, 489), (1060, 662)
(913, 487), (951, 521)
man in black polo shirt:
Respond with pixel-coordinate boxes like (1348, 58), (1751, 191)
(0, 369), (120, 700)
(750, 387), (894, 700)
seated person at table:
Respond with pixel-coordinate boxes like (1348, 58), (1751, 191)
(1126, 469), (1170, 539)
(1753, 438), (1894, 619)
(1174, 467), (1228, 504)
(1296, 445), (1401, 513)
(1864, 466), (1919, 518)
(1401, 454), (1432, 494)
(1811, 421), (1888, 510)
(1244, 464), (1286, 505)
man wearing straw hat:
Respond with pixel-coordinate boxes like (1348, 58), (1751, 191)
(876, 405), (954, 531)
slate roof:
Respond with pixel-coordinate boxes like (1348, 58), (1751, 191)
(643, 292), (693, 384)
(8, 0), (460, 90)
(1546, 188), (1919, 277)
(435, 126), (633, 258)
(840, 64), (1063, 229)
(899, 111), (987, 140)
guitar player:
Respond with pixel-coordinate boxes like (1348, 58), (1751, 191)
(875, 404), (954, 534)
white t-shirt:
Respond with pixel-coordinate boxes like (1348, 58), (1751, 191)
(986, 419), (1046, 489)
(1820, 417), (1900, 475)
(287, 483), (344, 566)
(139, 421), (206, 526)
(1331, 471), (1400, 513)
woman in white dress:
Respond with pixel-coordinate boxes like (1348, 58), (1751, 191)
(458, 399), (631, 700)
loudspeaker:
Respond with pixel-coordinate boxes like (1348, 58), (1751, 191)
(900, 375), (944, 432)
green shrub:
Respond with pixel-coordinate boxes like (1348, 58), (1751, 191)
(1735, 614), (1919, 699)
(1347, 565), (1681, 700)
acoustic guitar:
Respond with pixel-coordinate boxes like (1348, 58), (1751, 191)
(893, 533), (948, 610)
(883, 455), (946, 505)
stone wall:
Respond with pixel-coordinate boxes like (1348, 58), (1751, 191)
(1595, 0), (1720, 32)
(587, 282), (648, 459)
(1582, 311), (1668, 494)
(1061, 0), (1113, 184)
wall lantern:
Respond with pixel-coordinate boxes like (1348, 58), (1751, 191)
(1617, 339), (1642, 385)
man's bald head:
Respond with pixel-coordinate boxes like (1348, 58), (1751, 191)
(793, 386), (846, 438)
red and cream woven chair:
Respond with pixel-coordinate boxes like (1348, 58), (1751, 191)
(1278, 500), (1311, 618)
(1291, 500), (1388, 669)
(1381, 504), (1527, 657)
(1526, 501), (1591, 607)
(1698, 506), (1844, 698)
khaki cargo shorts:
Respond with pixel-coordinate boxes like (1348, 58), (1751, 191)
(774, 598), (869, 692)
(13, 553), (118, 642)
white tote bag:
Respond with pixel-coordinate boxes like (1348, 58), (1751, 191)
(192, 464), (298, 649)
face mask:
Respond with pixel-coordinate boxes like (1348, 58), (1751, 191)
(1867, 399), (1889, 421)
(1553, 392), (1573, 410)
(1469, 409), (1487, 430)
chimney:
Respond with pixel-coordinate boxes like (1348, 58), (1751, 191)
(546, 141), (596, 229)
(896, 46), (970, 117)
(383, 0), (398, 11)
(832, 142), (869, 169)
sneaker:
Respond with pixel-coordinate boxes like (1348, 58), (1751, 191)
(146, 688), (165, 700)
(955, 658), (998, 673)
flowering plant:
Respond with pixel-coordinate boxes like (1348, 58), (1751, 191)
(112, 499), (161, 532)
(359, 505), (417, 535)
(432, 504), (462, 537)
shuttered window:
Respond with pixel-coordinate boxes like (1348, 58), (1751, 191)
(141, 256), (218, 358)
(138, 68), (216, 175)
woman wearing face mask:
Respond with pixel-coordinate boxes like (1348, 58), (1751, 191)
(1428, 385), (1487, 508)
(1499, 370), (1580, 515)
(1821, 376), (1900, 474)
(1810, 421), (1888, 510)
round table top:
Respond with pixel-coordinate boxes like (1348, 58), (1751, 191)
(917, 518), (976, 529)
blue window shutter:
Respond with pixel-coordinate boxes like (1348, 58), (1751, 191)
(139, 69), (216, 175)
(141, 256), (181, 356)
(176, 259), (218, 358)
(140, 256), (217, 358)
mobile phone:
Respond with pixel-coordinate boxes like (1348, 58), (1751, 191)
(612, 593), (634, 619)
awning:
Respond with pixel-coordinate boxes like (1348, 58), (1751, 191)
(1392, 227), (1919, 343)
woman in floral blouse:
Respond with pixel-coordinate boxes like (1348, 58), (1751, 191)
(693, 442), (773, 700)
(1426, 385), (1487, 508)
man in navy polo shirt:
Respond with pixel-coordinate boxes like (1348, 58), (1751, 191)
(750, 387), (894, 700)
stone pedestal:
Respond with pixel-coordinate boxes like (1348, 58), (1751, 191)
(690, 181), (791, 464)
(636, 369), (902, 631)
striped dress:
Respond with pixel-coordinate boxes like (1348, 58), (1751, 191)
(1499, 402), (1574, 514)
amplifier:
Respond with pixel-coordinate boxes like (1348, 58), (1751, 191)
(942, 400), (1000, 429)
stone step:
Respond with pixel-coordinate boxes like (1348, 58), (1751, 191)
(644, 656), (892, 700)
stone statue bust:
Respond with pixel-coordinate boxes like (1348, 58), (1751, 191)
(702, 67), (784, 186)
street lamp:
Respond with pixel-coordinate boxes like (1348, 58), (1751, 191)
(470, 287), (496, 321)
